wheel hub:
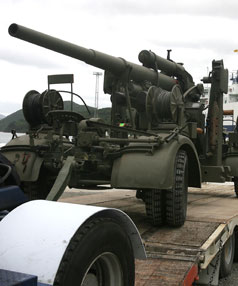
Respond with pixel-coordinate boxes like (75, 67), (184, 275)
(81, 252), (123, 286)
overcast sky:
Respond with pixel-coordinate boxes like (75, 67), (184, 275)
(0, 0), (237, 116)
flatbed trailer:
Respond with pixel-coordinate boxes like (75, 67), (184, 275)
(59, 183), (238, 286)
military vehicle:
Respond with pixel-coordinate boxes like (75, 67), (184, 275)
(1, 23), (237, 228)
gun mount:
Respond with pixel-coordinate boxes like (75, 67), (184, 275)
(3, 23), (238, 229)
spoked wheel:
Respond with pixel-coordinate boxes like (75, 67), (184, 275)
(165, 149), (188, 227)
(233, 177), (238, 197)
(54, 217), (135, 286)
(144, 189), (165, 226)
(220, 232), (235, 278)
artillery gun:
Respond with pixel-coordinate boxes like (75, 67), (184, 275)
(1, 23), (238, 228)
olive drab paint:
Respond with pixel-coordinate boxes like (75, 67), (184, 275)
(2, 23), (237, 227)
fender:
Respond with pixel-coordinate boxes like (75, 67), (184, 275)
(111, 134), (201, 190)
(1, 135), (44, 182)
(0, 200), (146, 285)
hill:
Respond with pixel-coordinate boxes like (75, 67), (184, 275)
(0, 101), (111, 133)
(0, 114), (5, 120)
(0, 109), (26, 133)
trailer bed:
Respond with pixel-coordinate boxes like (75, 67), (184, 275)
(60, 183), (238, 285)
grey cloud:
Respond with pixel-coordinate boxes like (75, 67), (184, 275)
(0, 101), (21, 115)
(149, 37), (237, 57)
(79, 0), (238, 20)
(0, 48), (64, 69)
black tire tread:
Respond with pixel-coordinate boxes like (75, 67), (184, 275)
(145, 189), (165, 226)
(22, 168), (55, 200)
(234, 176), (238, 197)
(54, 218), (102, 286)
(54, 217), (135, 286)
(220, 232), (235, 278)
(166, 149), (188, 227)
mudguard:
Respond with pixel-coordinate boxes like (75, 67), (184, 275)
(0, 200), (146, 285)
(1, 135), (45, 182)
(2, 149), (43, 182)
(111, 134), (201, 190)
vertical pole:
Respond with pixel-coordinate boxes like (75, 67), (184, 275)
(205, 60), (228, 166)
(71, 82), (73, 111)
(93, 72), (102, 117)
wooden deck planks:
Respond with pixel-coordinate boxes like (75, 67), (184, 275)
(60, 183), (238, 285)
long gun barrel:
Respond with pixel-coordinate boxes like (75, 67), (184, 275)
(139, 50), (194, 91)
(139, 50), (185, 76)
(9, 23), (176, 91)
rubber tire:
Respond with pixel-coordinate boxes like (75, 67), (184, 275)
(220, 232), (235, 278)
(136, 189), (146, 202)
(233, 176), (238, 197)
(53, 217), (135, 286)
(21, 167), (56, 200)
(145, 189), (165, 226)
(165, 149), (188, 227)
(234, 228), (238, 262)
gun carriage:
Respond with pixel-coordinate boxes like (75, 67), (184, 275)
(2, 23), (237, 228)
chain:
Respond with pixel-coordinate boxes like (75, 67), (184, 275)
(208, 238), (223, 286)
